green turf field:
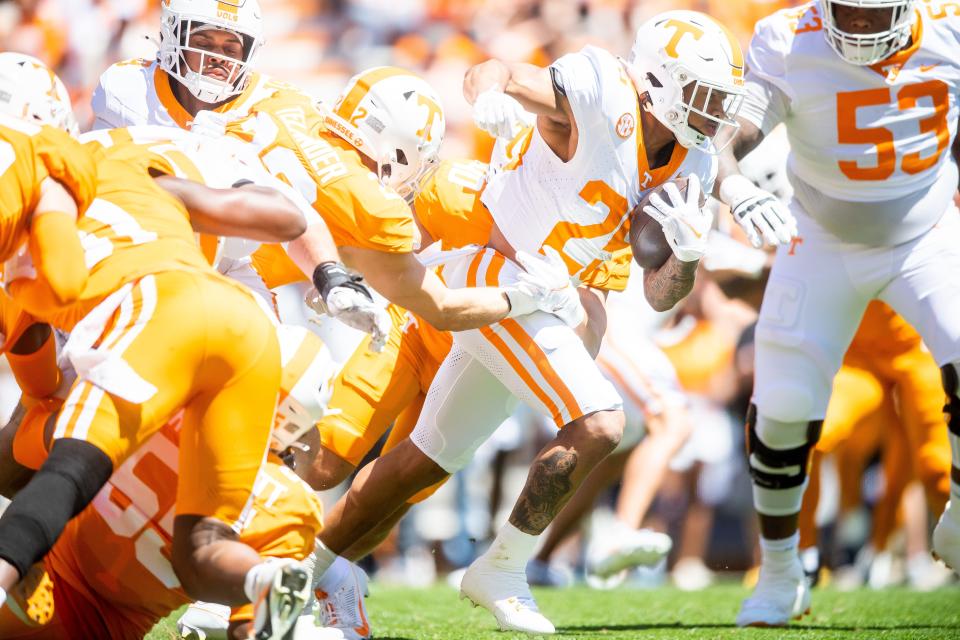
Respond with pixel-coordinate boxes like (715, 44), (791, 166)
(147, 584), (960, 639)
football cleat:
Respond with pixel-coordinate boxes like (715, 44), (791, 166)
(177, 601), (231, 639)
(933, 501), (960, 574)
(252, 559), (311, 640)
(5, 563), (55, 627)
(460, 557), (555, 635)
(315, 562), (371, 640)
(588, 527), (672, 578)
(736, 557), (811, 627)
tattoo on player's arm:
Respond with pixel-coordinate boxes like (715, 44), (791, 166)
(509, 450), (578, 535)
(643, 256), (698, 312)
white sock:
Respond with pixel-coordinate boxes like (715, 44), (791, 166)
(315, 556), (351, 593)
(483, 522), (540, 573)
(760, 533), (800, 570)
(309, 539), (339, 584)
(243, 559), (279, 603)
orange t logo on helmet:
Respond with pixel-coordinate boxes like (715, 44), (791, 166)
(662, 19), (705, 59)
(417, 94), (442, 143)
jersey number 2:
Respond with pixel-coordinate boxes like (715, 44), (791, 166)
(836, 79), (950, 180)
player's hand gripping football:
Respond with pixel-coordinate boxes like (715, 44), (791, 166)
(472, 88), (532, 139)
(305, 263), (391, 352)
(509, 247), (586, 328)
(642, 174), (712, 263)
(719, 174), (797, 248)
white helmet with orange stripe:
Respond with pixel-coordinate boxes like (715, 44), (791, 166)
(627, 10), (746, 153)
(271, 324), (337, 453)
(159, 0), (264, 104)
(323, 67), (445, 204)
(0, 53), (79, 137)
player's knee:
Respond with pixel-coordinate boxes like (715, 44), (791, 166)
(941, 363), (960, 437)
(577, 409), (625, 454)
(754, 379), (819, 424)
(746, 404), (822, 517)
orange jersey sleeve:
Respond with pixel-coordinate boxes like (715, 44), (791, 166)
(414, 159), (493, 250)
(228, 92), (416, 254)
(31, 125), (98, 215)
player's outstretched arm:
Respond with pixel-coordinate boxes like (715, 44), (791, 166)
(155, 176), (307, 242)
(464, 60), (567, 120)
(340, 247), (513, 331)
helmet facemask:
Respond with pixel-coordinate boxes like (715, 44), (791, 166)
(159, 2), (263, 104)
(673, 74), (745, 154)
(820, 0), (916, 66)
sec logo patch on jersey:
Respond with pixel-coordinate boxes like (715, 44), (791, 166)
(616, 113), (635, 139)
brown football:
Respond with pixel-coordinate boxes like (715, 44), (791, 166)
(629, 177), (689, 270)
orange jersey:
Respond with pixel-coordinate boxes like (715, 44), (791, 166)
(0, 115), (97, 262)
(22, 141), (212, 330)
(45, 419), (322, 639)
(228, 91), (416, 254)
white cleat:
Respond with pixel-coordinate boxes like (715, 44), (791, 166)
(736, 557), (811, 627)
(459, 557), (556, 635)
(253, 559), (312, 640)
(933, 501), (960, 574)
(588, 528), (672, 578)
(292, 613), (349, 640)
(315, 563), (371, 640)
(177, 601), (231, 639)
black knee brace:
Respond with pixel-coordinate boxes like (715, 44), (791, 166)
(0, 438), (112, 578)
(744, 403), (823, 490)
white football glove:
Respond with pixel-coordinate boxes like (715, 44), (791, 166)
(719, 174), (798, 248)
(506, 247), (586, 328)
(642, 174), (713, 263)
(305, 286), (391, 353)
(472, 88), (531, 139)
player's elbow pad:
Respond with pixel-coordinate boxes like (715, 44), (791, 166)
(30, 212), (89, 304)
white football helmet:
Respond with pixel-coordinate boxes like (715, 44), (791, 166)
(819, 0), (915, 66)
(323, 67), (445, 204)
(627, 10), (746, 153)
(271, 325), (337, 453)
(0, 53), (78, 137)
(158, 0), (264, 104)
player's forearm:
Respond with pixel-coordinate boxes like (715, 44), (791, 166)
(465, 59), (560, 118)
(643, 256), (699, 312)
(464, 60), (512, 103)
(29, 179), (87, 305)
(285, 222), (340, 279)
(576, 287), (607, 358)
(418, 287), (511, 332)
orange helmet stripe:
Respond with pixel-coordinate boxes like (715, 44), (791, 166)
(335, 66), (411, 121)
(714, 18), (746, 82)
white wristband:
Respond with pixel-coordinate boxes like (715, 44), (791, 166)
(0, 586), (6, 607)
(718, 174), (757, 207)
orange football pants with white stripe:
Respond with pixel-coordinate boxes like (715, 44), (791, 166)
(408, 248), (622, 473)
(53, 270), (280, 523)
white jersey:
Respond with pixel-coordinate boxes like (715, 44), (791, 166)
(91, 58), (294, 131)
(741, 2), (960, 245)
(481, 46), (717, 283)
